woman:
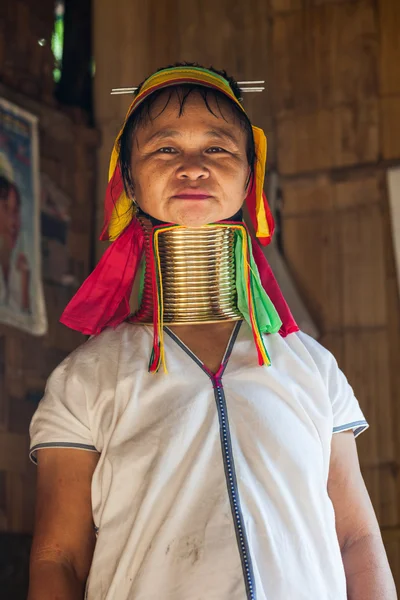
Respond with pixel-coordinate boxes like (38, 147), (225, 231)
(28, 64), (396, 600)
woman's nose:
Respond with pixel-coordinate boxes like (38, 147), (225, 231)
(176, 156), (210, 180)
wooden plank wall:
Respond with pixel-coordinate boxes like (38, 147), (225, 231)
(270, 0), (400, 584)
(0, 1), (98, 534)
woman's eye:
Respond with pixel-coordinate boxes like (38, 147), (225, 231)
(206, 147), (227, 154)
(158, 147), (177, 154)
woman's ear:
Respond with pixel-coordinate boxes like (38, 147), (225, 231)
(127, 176), (136, 200)
(245, 168), (252, 192)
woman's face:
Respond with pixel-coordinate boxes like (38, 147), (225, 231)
(7, 187), (21, 248)
(130, 91), (250, 227)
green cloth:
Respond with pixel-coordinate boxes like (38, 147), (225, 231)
(235, 229), (282, 334)
(138, 259), (146, 307)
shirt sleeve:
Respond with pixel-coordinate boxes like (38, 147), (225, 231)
(297, 332), (369, 438)
(29, 352), (98, 464)
(326, 352), (369, 438)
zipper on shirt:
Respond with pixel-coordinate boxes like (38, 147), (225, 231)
(213, 376), (256, 600)
(164, 322), (256, 599)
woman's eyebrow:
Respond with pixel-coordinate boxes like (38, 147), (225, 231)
(144, 129), (178, 143)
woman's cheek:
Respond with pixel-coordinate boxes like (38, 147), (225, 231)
(146, 158), (172, 179)
(139, 172), (167, 208)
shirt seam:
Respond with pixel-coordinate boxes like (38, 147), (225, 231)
(332, 420), (368, 433)
(29, 442), (98, 464)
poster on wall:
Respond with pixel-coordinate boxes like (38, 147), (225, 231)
(0, 97), (47, 335)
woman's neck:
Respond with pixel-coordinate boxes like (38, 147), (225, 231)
(131, 212), (243, 326)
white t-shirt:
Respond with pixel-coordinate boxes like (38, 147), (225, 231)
(30, 321), (368, 600)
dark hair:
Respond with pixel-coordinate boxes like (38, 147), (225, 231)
(118, 62), (256, 200)
(0, 176), (20, 206)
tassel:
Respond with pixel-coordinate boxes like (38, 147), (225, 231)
(148, 226), (163, 373)
(215, 221), (282, 366)
(148, 225), (178, 373)
(238, 226), (271, 366)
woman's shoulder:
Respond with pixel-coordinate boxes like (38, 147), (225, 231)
(281, 329), (341, 381)
(64, 321), (147, 371)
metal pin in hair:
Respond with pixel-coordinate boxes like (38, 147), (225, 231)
(111, 80), (265, 95)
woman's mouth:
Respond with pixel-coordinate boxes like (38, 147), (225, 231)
(173, 190), (212, 200)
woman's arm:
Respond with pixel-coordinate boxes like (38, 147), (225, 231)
(28, 448), (99, 600)
(328, 431), (397, 600)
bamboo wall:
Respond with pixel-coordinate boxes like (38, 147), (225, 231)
(0, 0), (98, 537)
(270, 0), (400, 580)
(94, 0), (400, 586)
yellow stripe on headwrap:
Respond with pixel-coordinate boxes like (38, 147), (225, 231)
(252, 126), (269, 239)
(108, 192), (132, 241)
(106, 66), (271, 241)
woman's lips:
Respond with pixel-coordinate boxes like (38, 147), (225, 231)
(173, 192), (212, 200)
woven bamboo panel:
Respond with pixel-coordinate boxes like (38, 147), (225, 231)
(282, 171), (388, 326)
(281, 174), (335, 215)
(342, 330), (393, 465)
(272, 0), (378, 115)
(276, 101), (379, 175)
(338, 203), (386, 328)
(283, 210), (342, 330)
(334, 170), (383, 210)
(281, 170), (383, 214)
(282, 170), (387, 328)
(272, 0), (380, 174)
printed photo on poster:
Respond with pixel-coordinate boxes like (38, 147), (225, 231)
(0, 97), (47, 334)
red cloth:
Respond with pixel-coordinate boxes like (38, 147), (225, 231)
(250, 236), (298, 337)
(60, 218), (144, 335)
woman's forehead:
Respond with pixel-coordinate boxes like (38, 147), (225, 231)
(139, 89), (242, 129)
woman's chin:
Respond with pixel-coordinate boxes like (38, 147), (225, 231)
(142, 199), (243, 228)
(162, 202), (223, 228)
